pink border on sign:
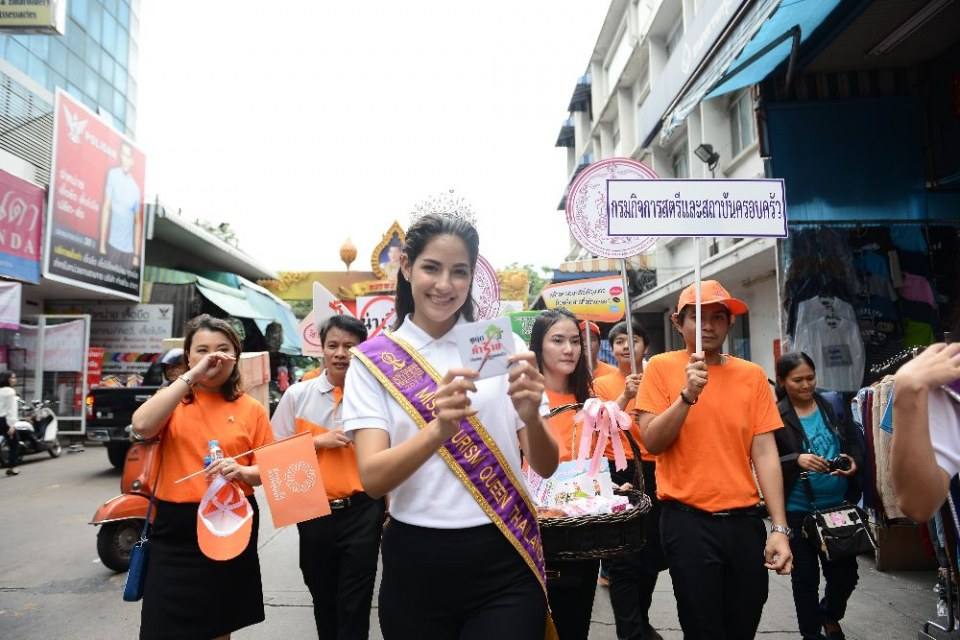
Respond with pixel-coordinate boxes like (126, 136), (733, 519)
(473, 255), (500, 320)
(565, 158), (658, 259)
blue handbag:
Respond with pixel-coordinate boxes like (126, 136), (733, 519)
(122, 452), (161, 603)
(122, 516), (151, 602)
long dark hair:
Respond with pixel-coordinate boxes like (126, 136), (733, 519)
(183, 314), (244, 402)
(530, 309), (593, 403)
(0, 371), (13, 388)
(393, 213), (479, 330)
(775, 351), (816, 401)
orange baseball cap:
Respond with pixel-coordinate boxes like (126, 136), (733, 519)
(196, 476), (253, 561)
(676, 280), (748, 316)
(578, 320), (600, 336)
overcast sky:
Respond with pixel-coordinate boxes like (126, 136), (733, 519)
(136, 1), (609, 275)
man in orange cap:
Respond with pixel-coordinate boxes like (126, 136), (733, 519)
(636, 280), (792, 639)
(579, 320), (618, 379)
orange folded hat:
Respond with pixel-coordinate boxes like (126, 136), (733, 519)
(197, 476), (253, 561)
(578, 320), (600, 336)
(676, 280), (749, 316)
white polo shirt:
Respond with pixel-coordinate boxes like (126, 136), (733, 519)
(341, 315), (546, 529)
(271, 371), (339, 439)
(929, 388), (960, 478)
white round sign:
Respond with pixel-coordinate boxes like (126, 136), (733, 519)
(565, 158), (659, 258)
(472, 255), (500, 320)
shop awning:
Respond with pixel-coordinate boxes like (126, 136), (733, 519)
(705, 0), (843, 100)
(195, 276), (270, 320)
(660, 0), (844, 144)
(238, 278), (303, 355)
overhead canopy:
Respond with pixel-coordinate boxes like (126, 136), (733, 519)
(195, 276), (270, 321)
(239, 278), (303, 355)
(705, 0), (844, 100)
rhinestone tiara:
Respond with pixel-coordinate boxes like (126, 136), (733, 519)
(409, 188), (478, 227)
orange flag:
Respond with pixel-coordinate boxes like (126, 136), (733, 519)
(257, 432), (331, 528)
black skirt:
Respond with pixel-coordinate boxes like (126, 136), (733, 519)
(140, 496), (265, 640)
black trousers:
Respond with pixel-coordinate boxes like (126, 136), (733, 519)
(660, 503), (768, 640)
(605, 460), (667, 640)
(379, 519), (546, 640)
(547, 557), (600, 639)
(297, 493), (385, 640)
(4, 428), (19, 467)
(787, 511), (859, 640)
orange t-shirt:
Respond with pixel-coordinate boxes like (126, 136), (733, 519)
(593, 370), (653, 462)
(155, 390), (275, 503)
(635, 350), (782, 512)
(593, 361), (618, 379)
(545, 389), (580, 462)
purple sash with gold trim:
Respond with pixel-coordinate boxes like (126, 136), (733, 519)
(353, 332), (554, 633)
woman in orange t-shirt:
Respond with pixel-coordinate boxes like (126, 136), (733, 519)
(132, 314), (274, 640)
(530, 308), (598, 640)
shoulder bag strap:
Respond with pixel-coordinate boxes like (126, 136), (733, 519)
(139, 440), (163, 540)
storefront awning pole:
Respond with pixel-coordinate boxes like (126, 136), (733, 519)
(620, 258), (637, 376)
(695, 237), (703, 355)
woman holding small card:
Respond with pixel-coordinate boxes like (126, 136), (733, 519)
(342, 212), (560, 639)
(530, 308), (600, 639)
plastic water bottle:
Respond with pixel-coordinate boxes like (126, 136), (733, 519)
(208, 439), (224, 465)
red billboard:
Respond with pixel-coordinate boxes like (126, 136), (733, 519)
(0, 170), (44, 283)
(43, 89), (147, 300)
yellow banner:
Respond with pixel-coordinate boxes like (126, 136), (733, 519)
(541, 275), (626, 323)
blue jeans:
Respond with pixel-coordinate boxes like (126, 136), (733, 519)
(787, 511), (860, 639)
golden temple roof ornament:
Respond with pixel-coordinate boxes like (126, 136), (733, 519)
(340, 238), (357, 270)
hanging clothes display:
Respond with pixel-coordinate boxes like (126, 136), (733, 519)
(793, 297), (864, 392)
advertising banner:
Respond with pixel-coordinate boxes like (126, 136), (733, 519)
(0, 0), (67, 34)
(0, 170), (44, 283)
(22, 319), (86, 371)
(47, 302), (174, 375)
(540, 276), (627, 323)
(44, 90), (147, 301)
(0, 281), (21, 329)
(606, 179), (788, 238)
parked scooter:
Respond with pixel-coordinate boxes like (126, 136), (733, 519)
(0, 399), (61, 466)
(90, 437), (159, 572)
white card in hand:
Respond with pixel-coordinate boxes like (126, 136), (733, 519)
(454, 317), (516, 380)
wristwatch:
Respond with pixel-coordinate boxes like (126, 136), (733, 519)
(770, 523), (792, 537)
(679, 389), (697, 405)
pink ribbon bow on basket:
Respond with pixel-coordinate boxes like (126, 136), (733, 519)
(574, 398), (633, 476)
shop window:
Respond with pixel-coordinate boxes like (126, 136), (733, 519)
(730, 90), (756, 158)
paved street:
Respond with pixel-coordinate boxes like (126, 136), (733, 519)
(0, 445), (944, 639)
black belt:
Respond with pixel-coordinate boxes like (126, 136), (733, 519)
(663, 500), (767, 518)
(329, 491), (374, 511)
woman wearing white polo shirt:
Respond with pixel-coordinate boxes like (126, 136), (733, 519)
(342, 213), (559, 639)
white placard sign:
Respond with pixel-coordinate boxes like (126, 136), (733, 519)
(606, 179), (788, 238)
(565, 158), (658, 258)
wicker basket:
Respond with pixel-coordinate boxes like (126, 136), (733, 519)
(538, 408), (653, 562)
